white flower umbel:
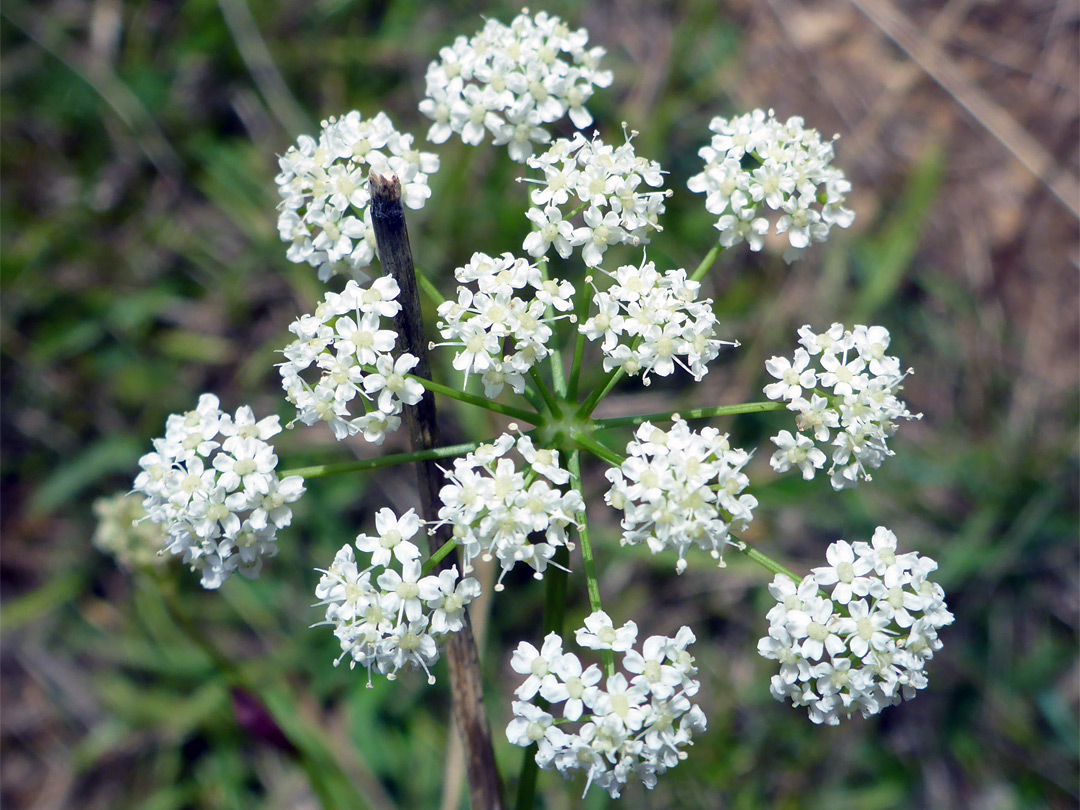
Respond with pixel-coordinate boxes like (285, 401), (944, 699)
(435, 433), (582, 589)
(419, 10), (612, 162)
(579, 257), (735, 384)
(132, 394), (305, 589)
(524, 132), (669, 266)
(765, 323), (921, 489)
(758, 527), (953, 725)
(433, 252), (574, 398)
(315, 537), (481, 685)
(93, 491), (169, 570)
(507, 617), (705, 798)
(605, 418), (757, 574)
(275, 110), (439, 281)
(687, 109), (854, 262)
(278, 277), (421, 444)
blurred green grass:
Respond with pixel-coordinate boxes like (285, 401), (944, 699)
(2, 1), (1077, 808)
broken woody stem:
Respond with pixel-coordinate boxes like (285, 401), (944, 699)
(368, 170), (505, 810)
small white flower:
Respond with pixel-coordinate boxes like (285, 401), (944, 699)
(769, 430), (826, 480)
(511, 633), (565, 699)
(523, 205), (574, 259)
(376, 560), (430, 624)
(812, 539), (875, 604)
(764, 349), (817, 401)
(541, 652), (602, 721)
(425, 566), (481, 635)
(575, 611), (638, 652)
(506, 701), (556, 747)
(354, 507), (422, 567)
(515, 436), (570, 485)
(364, 353), (424, 413)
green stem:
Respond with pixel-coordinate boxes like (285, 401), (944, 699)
(415, 266), (446, 306)
(527, 367), (563, 418)
(566, 273), (593, 402)
(566, 329), (586, 403)
(576, 366), (624, 421)
(571, 431), (625, 468)
(536, 261), (568, 399)
(736, 540), (802, 583)
(519, 383), (547, 414)
(515, 741), (540, 810)
(411, 374), (540, 425)
(514, 547), (570, 810)
(567, 201), (587, 219)
(690, 239), (723, 283)
(280, 441), (482, 479)
(422, 538), (458, 575)
(568, 451), (614, 677)
(543, 547), (570, 636)
(549, 348), (567, 400)
(593, 400), (786, 431)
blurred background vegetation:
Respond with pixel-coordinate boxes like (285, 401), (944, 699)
(2, 1), (1077, 808)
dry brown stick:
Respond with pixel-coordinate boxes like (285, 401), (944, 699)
(216, 0), (311, 136)
(844, 0), (977, 165)
(368, 170), (505, 810)
(848, 0), (1080, 219)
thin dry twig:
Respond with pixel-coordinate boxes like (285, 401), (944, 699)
(848, 0), (1080, 219)
(2, 3), (182, 185)
(845, 0), (978, 164)
(762, 0), (863, 135)
(216, 0), (310, 137)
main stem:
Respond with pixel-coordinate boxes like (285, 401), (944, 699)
(369, 171), (504, 810)
(567, 450), (613, 677)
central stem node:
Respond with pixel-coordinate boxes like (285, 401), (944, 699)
(536, 408), (591, 456)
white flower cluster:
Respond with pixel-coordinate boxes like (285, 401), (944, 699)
(580, 259), (732, 384)
(315, 508), (481, 685)
(687, 109), (854, 261)
(276, 110), (439, 281)
(279, 277), (424, 445)
(434, 251), (574, 398)
(133, 394), (305, 589)
(758, 527), (953, 725)
(765, 323), (920, 490)
(93, 491), (169, 570)
(419, 9), (612, 162)
(524, 133), (668, 267)
(507, 612), (705, 799)
(436, 434), (582, 589)
(604, 418), (757, 574)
